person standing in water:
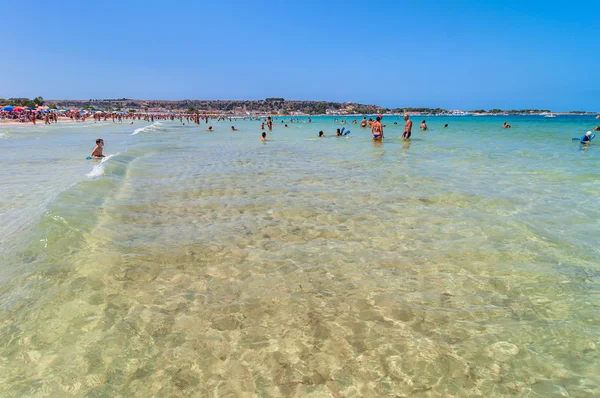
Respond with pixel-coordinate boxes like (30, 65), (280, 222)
(267, 116), (273, 131)
(360, 117), (367, 127)
(371, 116), (384, 141)
(420, 120), (428, 130)
(260, 132), (267, 142)
(581, 131), (593, 144)
(402, 114), (412, 140)
(91, 138), (105, 158)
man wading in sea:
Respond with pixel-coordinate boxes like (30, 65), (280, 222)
(402, 114), (412, 140)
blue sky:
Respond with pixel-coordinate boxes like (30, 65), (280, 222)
(1, 0), (598, 111)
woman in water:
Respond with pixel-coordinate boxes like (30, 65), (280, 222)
(371, 116), (384, 141)
(420, 120), (428, 130)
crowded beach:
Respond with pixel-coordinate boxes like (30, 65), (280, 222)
(0, 105), (223, 126)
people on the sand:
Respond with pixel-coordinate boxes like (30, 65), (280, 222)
(371, 116), (384, 141)
(503, 121), (511, 129)
(420, 120), (428, 130)
(319, 131), (324, 137)
(260, 132), (267, 142)
(402, 114), (412, 140)
(91, 138), (105, 158)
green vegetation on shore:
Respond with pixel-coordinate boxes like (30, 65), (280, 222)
(0, 96), (45, 107)
(4, 97), (597, 115)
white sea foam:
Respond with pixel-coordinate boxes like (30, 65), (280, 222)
(131, 121), (162, 135)
(86, 153), (118, 178)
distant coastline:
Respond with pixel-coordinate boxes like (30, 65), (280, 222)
(2, 96), (598, 116)
(44, 98), (598, 116)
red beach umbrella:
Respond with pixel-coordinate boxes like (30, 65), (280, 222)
(13, 107), (24, 112)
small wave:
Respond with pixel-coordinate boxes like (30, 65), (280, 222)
(132, 121), (162, 135)
(86, 153), (119, 178)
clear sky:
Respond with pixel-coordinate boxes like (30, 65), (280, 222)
(1, 0), (598, 111)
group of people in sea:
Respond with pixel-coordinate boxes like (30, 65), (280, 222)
(81, 113), (600, 156)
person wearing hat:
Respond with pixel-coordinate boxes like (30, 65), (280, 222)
(581, 131), (594, 144)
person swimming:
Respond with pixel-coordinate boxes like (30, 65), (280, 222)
(444, 124), (449, 128)
(260, 132), (267, 142)
(319, 131), (324, 137)
(336, 128), (342, 136)
(594, 126), (600, 131)
(581, 131), (593, 143)
(91, 138), (105, 158)
(231, 126), (238, 131)
(420, 120), (428, 130)
(503, 121), (511, 129)
(207, 126), (213, 131)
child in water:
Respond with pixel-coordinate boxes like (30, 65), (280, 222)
(91, 138), (105, 158)
(260, 132), (266, 141)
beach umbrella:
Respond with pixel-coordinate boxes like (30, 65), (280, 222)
(25, 107), (35, 110)
(95, 110), (103, 114)
(1, 105), (14, 111)
(13, 107), (24, 112)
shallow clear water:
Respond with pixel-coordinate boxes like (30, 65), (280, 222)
(1, 115), (599, 397)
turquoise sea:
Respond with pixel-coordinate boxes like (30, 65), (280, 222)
(1, 115), (599, 397)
